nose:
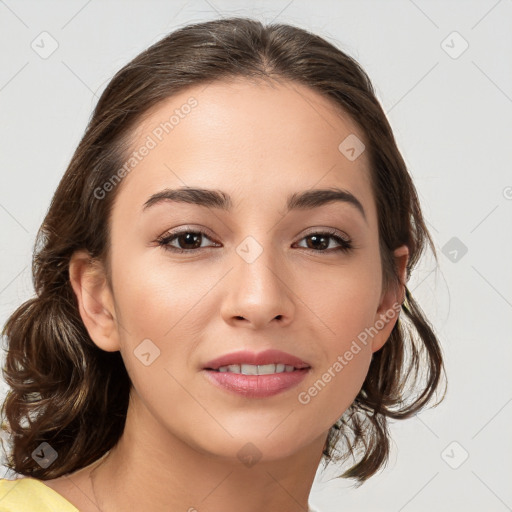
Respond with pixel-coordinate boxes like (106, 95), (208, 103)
(220, 245), (295, 330)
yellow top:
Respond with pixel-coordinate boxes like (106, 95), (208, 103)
(0, 477), (78, 512)
(0, 477), (320, 511)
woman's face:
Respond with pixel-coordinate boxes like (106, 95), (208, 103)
(84, 78), (406, 463)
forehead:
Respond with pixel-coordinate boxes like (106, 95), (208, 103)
(113, 78), (376, 224)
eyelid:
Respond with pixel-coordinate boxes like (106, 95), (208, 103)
(157, 224), (218, 241)
(300, 226), (351, 242)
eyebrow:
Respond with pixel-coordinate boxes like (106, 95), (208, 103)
(142, 186), (367, 223)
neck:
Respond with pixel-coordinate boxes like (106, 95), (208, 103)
(89, 391), (327, 512)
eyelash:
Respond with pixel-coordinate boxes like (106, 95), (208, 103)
(156, 227), (354, 255)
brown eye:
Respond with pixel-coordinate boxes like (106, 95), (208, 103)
(156, 229), (219, 253)
(295, 230), (353, 253)
(172, 232), (203, 250)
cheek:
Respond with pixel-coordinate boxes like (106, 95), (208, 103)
(299, 257), (380, 343)
(111, 253), (213, 340)
(110, 255), (222, 390)
(293, 265), (378, 426)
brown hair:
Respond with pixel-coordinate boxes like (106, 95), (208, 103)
(1, 16), (446, 484)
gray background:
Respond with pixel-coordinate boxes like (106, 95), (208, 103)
(1, 1), (511, 511)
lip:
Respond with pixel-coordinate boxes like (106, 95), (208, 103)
(202, 367), (310, 398)
(202, 349), (311, 371)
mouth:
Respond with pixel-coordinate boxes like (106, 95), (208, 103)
(205, 363), (309, 375)
(202, 348), (311, 374)
(201, 349), (311, 397)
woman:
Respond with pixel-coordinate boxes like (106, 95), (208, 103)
(0, 17), (445, 512)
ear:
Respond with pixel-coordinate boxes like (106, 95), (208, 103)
(371, 244), (409, 353)
(68, 249), (120, 352)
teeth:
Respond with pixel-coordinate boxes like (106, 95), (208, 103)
(216, 363), (297, 374)
(255, 364), (279, 375)
(241, 364), (258, 375)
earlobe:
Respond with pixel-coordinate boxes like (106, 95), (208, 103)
(371, 244), (410, 353)
(68, 249), (120, 352)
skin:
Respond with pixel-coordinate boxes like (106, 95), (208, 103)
(42, 78), (408, 512)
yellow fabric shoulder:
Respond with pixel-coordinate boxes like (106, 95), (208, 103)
(0, 477), (79, 512)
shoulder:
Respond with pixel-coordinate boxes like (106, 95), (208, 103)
(0, 477), (79, 512)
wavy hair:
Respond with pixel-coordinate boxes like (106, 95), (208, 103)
(1, 16), (446, 484)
